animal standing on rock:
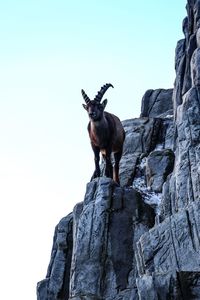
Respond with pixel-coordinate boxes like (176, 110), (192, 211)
(82, 83), (125, 184)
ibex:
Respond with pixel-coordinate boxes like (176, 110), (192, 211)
(82, 83), (125, 184)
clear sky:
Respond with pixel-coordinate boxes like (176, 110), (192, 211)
(0, 1), (186, 299)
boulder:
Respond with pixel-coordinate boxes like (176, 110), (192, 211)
(140, 89), (173, 118)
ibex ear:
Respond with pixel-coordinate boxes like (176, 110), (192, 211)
(102, 99), (107, 109)
(82, 104), (88, 110)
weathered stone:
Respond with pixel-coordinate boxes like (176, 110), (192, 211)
(140, 89), (173, 118)
(122, 118), (162, 155)
(119, 118), (162, 186)
(175, 39), (186, 72)
(196, 27), (200, 47)
(137, 271), (200, 300)
(183, 16), (189, 41)
(69, 178), (155, 299)
(194, 0), (200, 30)
(160, 173), (177, 220)
(173, 45), (186, 114)
(37, 279), (49, 300)
(191, 47), (200, 85)
(182, 33), (197, 94)
(161, 118), (176, 150)
(171, 86), (200, 212)
(119, 153), (138, 187)
(37, 214), (73, 300)
(146, 149), (175, 193)
(137, 201), (200, 276)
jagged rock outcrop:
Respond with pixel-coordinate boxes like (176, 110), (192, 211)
(37, 1), (200, 299)
(140, 89), (173, 118)
(137, 0), (200, 298)
(38, 178), (155, 300)
(160, 0), (200, 219)
(70, 178), (155, 300)
(37, 214), (73, 300)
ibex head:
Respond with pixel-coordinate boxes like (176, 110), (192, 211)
(82, 83), (114, 121)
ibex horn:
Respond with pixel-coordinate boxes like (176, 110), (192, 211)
(81, 89), (91, 104)
(94, 83), (114, 103)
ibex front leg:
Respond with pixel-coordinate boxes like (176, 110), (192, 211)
(91, 145), (100, 181)
(113, 150), (123, 184)
(103, 148), (113, 179)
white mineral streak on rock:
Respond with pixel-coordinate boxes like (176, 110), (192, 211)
(132, 157), (162, 214)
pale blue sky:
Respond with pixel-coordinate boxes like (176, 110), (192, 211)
(0, 1), (186, 299)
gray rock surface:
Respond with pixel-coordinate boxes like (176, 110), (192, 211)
(162, 0), (200, 220)
(119, 117), (162, 187)
(37, 1), (200, 299)
(136, 272), (200, 300)
(70, 178), (155, 300)
(37, 214), (73, 300)
(137, 201), (200, 275)
(146, 149), (175, 193)
(140, 89), (173, 118)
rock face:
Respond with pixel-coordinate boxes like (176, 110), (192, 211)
(140, 89), (173, 118)
(37, 1), (200, 299)
(146, 149), (175, 193)
(37, 214), (73, 300)
(70, 178), (155, 300)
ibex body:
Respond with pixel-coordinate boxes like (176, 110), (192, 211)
(82, 83), (125, 184)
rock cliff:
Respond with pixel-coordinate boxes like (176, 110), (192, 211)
(37, 1), (200, 299)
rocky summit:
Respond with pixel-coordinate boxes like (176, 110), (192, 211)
(37, 1), (200, 299)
